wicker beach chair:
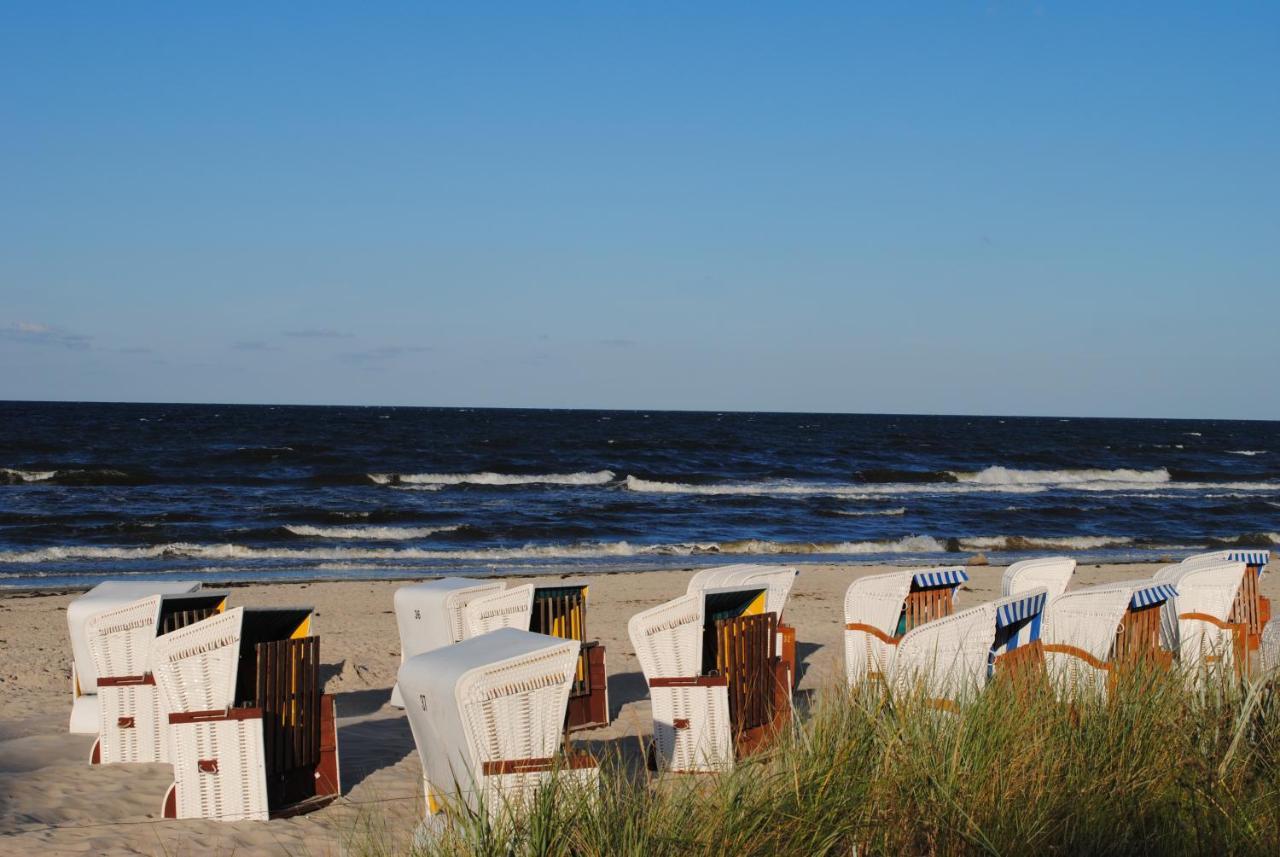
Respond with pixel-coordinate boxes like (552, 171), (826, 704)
(891, 588), (1049, 710)
(391, 578), (610, 730)
(687, 565), (800, 688)
(86, 590), (229, 765)
(398, 627), (597, 838)
(1180, 550), (1272, 653)
(629, 584), (791, 773)
(1154, 561), (1248, 681)
(150, 606), (340, 822)
(1040, 579), (1177, 699)
(1002, 556), (1076, 601)
(844, 567), (968, 688)
(67, 580), (203, 735)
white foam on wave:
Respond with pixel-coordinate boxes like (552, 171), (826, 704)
(0, 533), (1174, 565)
(1, 468), (57, 482)
(284, 524), (461, 540)
(369, 470), (615, 487)
(833, 507), (908, 517)
(951, 466), (1171, 486)
(623, 475), (1044, 497)
(1227, 450), (1267, 457)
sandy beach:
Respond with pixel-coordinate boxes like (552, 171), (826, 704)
(2, 559), (1268, 855)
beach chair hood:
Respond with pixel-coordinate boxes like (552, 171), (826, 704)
(686, 564), (797, 619)
(1002, 557), (1076, 600)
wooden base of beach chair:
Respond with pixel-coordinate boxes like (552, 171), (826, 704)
(734, 660), (792, 757)
(565, 642), (609, 731)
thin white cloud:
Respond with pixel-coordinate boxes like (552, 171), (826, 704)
(1, 321), (92, 350)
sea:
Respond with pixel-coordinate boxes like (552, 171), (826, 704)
(1, 401), (1276, 588)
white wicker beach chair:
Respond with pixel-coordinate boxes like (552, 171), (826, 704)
(1259, 620), (1280, 676)
(1180, 550), (1272, 654)
(630, 585), (789, 773)
(150, 606), (339, 822)
(687, 564), (800, 686)
(1002, 557), (1076, 600)
(391, 578), (611, 730)
(1040, 580), (1177, 699)
(85, 590), (229, 765)
(1154, 561), (1248, 681)
(389, 578), (506, 707)
(67, 580), (203, 734)
(397, 627), (596, 837)
(891, 589), (1048, 710)
(844, 567), (968, 688)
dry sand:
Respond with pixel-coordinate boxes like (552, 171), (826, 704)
(1, 560), (1272, 855)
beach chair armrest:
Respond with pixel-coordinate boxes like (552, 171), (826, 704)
(844, 623), (899, 646)
(1042, 644), (1110, 672)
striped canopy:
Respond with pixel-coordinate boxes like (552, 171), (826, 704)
(1130, 583), (1178, 609)
(911, 569), (968, 590)
(1226, 550), (1270, 569)
(996, 591), (1047, 629)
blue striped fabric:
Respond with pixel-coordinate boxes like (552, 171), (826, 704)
(911, 569), (969, 590)
(996, 591), (1047, 629)
(1130, 583), (1178, 609)
(1227, 550), (1270, 569)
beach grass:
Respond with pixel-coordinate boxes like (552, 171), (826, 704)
(347, 667), (1280, 856)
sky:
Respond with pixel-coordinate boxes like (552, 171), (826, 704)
(1, 3), (1277, 419)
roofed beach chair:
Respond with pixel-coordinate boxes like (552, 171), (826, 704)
(67, 580), (204, 734)
(688, 564), (800, 688)
(391, 578), (609, 730)
(398, 627), (597, 838)
(1180, 550), (1272, 653)
(629, 584), (790, 773)
(150, 606), (340, 821)
(1002, 556), (1076, 601)
(844, 567), (968, 688)
(86, 590), (229, 765)
(1154, 561), (1248, 681)
(1040, 580), (1177, 699)
(891, 589), (1049, 711)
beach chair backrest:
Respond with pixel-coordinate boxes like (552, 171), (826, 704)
(1156, 562), (1245, 669)
(894, 599), (998, 705)
(844, 570), (916, 637)
(1182, 550), (1272, 640)
(87, 592), (228, 680)
(688, 565), (797, 619)
(1042, 584), (1135, 662)
(629, 593), (706, 682)
(1002, 557), (1076, 600)
(68, 581), (203, 697)
(152, 608), (247, 712)
(463, 584), (535, 639)
(399, 628), (579, 815)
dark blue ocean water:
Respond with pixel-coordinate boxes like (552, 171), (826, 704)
(1, 401), (1276, 588)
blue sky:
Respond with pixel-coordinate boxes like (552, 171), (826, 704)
(2, 3), (1277, 418)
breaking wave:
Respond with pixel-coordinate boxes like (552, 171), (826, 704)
(0, 533), (1207, 565)
(282, 524), (461, 540)
(368, 470), (615, 487)
(1227, 450), (1267, 457)
(949, 466), (1171, 486)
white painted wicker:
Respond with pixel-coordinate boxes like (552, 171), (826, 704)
(1002, 557), (1076, 601)
(165, 714), (270, 822)
(628, 589), (763, 772)
(1040, 580), (1156, 699)
(1154, 562), (1245, 680)
(66, 580), (201, 734)
(398, 627), (590, 825)
(892, 590), (1047, 707)
(1260, 619), (1280, 675)
(463, 584), (535, 638)
(389, 578), (506, 708)
(843, 570), (915, 687)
